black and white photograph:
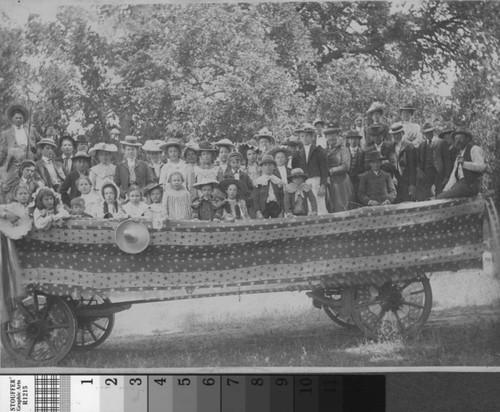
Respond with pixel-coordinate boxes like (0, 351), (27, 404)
(0, 0), (499, 372)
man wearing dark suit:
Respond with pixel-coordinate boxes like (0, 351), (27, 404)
(346, 130), (365, 201)
(35, 138), (66, 191)
(291, 124), (329, 214)
(416, 122), (452, 200)
(386, 122), (417, 203)
(114, 136), (154, 198)
(55, 135), (76, 177)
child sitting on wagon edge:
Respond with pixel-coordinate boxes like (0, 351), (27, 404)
(284, 168), (317, 218)
(95, 180), (128, 220)
(357, 150), (397, 206)
(122, 184), (149, 219)
(252, 154), (284, 219)
(219, 179), (250, 221)
(32, 187), (70, 230)
(70, 197), (94, 219)
(191, 179), (224, 221)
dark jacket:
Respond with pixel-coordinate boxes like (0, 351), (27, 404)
(35, 158), (66, 190)
(418, 138), (452, 178)
(114, 159), (154, 198)
(386, 140), (417, 186)
(252, 179), (284, 214)
(191, 196), (224, 221)
(273, 166), (291, 182)
(291, 144), (328, 186)
(0, 125), (40, 167)
(357, 170), (397, 205)
(59, 170), (87, 207)
(223, 168), (254, 203)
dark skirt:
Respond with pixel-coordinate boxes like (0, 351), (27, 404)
(327, 173), (354, 213)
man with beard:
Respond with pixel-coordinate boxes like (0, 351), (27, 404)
(437, 128), (485, 199)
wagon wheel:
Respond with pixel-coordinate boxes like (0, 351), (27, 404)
(350, 276), (432, 340)
(71, 295), (115, 350)
(0, 294), (76, 366)
(322, 290), (356, 329)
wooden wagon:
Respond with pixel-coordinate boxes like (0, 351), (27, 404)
(1, 195), (499, 366)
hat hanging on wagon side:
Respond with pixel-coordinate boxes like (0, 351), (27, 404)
(254, 127), (275, 145)
(72, 151), (92, 161)
(399, 101), (418, 113)
(451, 128), (474, 141)
(365, 149), (386, 162)
(366, 101), (385, 115)
(313, 118), (325, 127)
(421, 122), (435, 134)
(192, 177), (219, 190)
(5, 104), (29, 123)
(89, 142), (118, 155)
(214, 138), (236, 149)
(120, 135), (142, 147)
(269, 145), (292, 158)
(259, 154), (277, 166)
(161, 137), (184, 152)
(218, 178), (248, 194)
(346, 130), (363, 140)
(197, 141), (218, 153)
(323, 121), (342, 135)
(36, 137), (58, 149)
(142, 139), (166, 152)
(389, 122), (405, 135)
(287, 167), (309, 182)
(114, 219), (151, 254)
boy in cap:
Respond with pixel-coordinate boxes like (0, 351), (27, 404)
(191, 179), (224, 221)
(253, 155), (284, 219)
(358, 151), (396, 206)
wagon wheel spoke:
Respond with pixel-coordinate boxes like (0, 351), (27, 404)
(376, 308), (387, 326)
(401, 299), (425, 310)
(44, 338), (58, 356)
(393, 310), (405, 332)
(26, 338), (37, 358)
(33, 294), (40, 314)
(40, 299), (54, 321)
(86, 325), (99, 342)
(87, 297), (96, 306)
(6, 328), (28, 334)
(91, 322), (107, 332)
(409, 289), (425, 296)
(354, 297), (382, 309)
(397, 280), (413, 292)
(18, 302), (36, 320)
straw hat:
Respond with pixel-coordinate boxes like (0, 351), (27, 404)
(120, 135), (142, 147)
(389, 122), (405, 134)
(366, 102), (384, 115)
(193, 178), (219, 189)
(254, 128), (275, 144)
(287, 168), (308, 182)
(400, 102), (418, 112)
(214, 138), (235, 149)
(421, 122), (435, 134)
(36, 138), (58, 149)
(161, 138), (184, 151)
(142, 139), (166, 152)
(313, 118), (324, 127)
(114, 220), (151, 254)
(89, 142), (118, 155)
(197, 142), (218, 153)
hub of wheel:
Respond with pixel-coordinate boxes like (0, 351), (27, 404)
(379, 283), (403, 312)
(25, 320), (48, 339)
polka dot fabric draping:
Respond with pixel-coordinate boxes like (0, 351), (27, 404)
(16, 197), (486, 301)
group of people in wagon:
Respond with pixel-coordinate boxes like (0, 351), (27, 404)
(0, 101), (486, 230)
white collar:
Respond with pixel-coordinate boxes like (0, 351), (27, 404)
(42, 156), (52, 163)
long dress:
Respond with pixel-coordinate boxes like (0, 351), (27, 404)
(163, 187), (192, 220)
(327, 143), (354, 213)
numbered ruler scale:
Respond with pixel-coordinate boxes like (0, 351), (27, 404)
(1, 374), (385, 411)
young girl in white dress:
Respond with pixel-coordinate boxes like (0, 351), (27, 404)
(122, 185), (149, 219)
(88, 143), (118, 193)
(159, 139), (189, 190)
(162, 172), (192, 220)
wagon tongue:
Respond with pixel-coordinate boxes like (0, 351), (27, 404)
(76, 302), (132, 318)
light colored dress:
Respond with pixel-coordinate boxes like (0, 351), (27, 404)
(89, 163), (116, 192)
(33, 205), (70, 230)
(244, 163), (261, 185)
(159, 159), (189, 189)
(163, 187), (192, 220)
(194, 164), (221, 183)
(122, 201), (149, 218)
(80, 191), (100, 217)
(94, 200), (127, 220)
(146, 202), (168, 221)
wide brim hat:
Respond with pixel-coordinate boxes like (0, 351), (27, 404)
(451, 128), (473, 141)
(72, 151), (92, 161)
(120, 135), (142, 147)
(36, 138), (58, 149)
(193, 178), (219, 189)
(89, 142), (118, 155)
(240, 140), (260, 152)
(313, 118), (324, 127)
(283, 137), (301, 147)
(143, 139), (166, 152)
(114, 220), (151, 254)
(260, 154), (277, 166)
(366, 102), (384, 115)
(438, 127), (455, 139)
(219, 178), (247, 194)
(0, 201), (32, 240)
(365, 150), (386, 162)
(421, 122), (435, 133)
(6, 104), (29, 122)
(400, 102), (418, 112)
(346, 130), (363, 140)
(324, 122), (342, 134)
(214, 138), (235, 149)
(197, 142), (218, 153)
(161, 138), (184, 151)
(228, 151), (244, 162)
(389, 122), (405, 134)
(288, 168), (308, 182)
(294, 123), (315, 134)
(20, 159), (36, 169)
(254, 128), (275, 144)
(143, 182), (163, 196)
(269, 145), (292, 158)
